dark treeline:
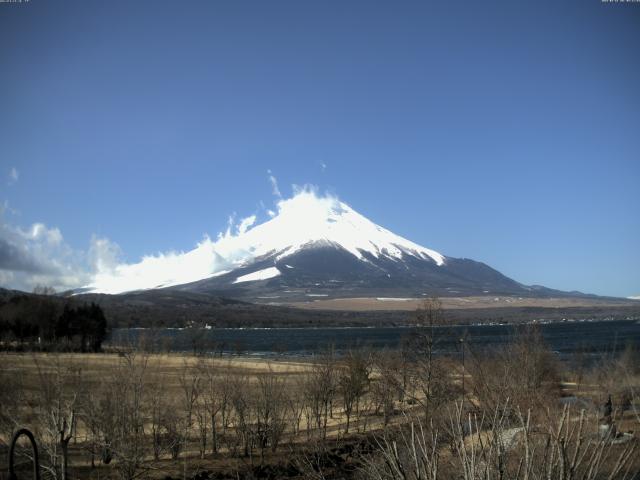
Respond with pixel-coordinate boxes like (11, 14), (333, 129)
(2, 287), (639, 331)
(0, 291), (107, 352)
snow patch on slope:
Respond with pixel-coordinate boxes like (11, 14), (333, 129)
(233, 267), (281, 284)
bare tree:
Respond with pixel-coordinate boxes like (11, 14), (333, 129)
(229, 374), (253, 458)
(361, 421), (439, 480)
(363, 402), (638, 480)
(254, 367), (288, 460)
(102, 351), (150, 480)
(198, 357), (233, 455)
(193, 385), (209, 460)
(177, 360), (201, 478)
(303, 351), (337, 440)
(30, 356), (81, 480)
(146, 365), (172, 461)
(407, 297), (456, 421)
(79, 378), (107, 469)
(288, 375), (308, 436)
(337, 349), (371, 434)
(372, 352), (402, 427)
(0, 353), (23, 448)
(593, 342), (640, 426)
(468, 325), (560, 420)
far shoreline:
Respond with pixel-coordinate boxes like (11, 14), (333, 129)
(111, 316), (640, 331)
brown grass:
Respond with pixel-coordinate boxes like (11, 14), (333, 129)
(2, 348), (638, 480)
(287, 295), (637, 311)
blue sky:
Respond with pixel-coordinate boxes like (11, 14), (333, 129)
(1, 0), (639, 296)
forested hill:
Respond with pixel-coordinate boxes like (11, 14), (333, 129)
(0, 288), (107, 351)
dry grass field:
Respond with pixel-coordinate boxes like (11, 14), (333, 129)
(288, 295), (640, 311)
(1, 350), (424, 480)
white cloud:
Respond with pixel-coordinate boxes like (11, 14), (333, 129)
(236, 215), (256, 235)
(88, 235), (123, 273)
(30, 223), (63, 245)
(219, 213), (236, 240)
(320, 162), (327, 172)
(87, 237), (222, 294)
(217, 212), (257, 239)
(267, 169), (282, 198)
(0, 186), (354, 295)
(0, 214), (90, 292)
(8, 167), (19, 185)
(83, 208), (271, 294)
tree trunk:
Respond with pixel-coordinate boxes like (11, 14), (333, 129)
(211, 417), (218, 454)
(61, 440), (69, 480)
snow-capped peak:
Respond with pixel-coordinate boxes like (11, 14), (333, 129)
(85, 188), (445, 294)
(219, 189), (445, 265)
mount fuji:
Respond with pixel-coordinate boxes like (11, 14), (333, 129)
(84, 190), (573, 302)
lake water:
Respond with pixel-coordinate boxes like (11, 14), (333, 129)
(108, 319), (640, 361)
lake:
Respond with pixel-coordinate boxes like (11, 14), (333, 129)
(107, 319), (640, 362)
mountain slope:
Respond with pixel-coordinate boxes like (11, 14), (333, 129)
(174, 243), (564, 301)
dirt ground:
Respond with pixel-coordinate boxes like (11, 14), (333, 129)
(288, 295), (639, 311)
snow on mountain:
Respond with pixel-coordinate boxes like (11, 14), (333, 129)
(84, 188), (445, 294)
(214, 189), (445, 266)
(233, 267), (281, 284)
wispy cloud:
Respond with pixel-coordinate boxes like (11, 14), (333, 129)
(8, 167), (19, 186)
(88, 235), (123, 273)
(218, 213), (258, 239)
(320, 162), (327, 172)
(236, 215), (257, 235)
(0, 200), (19, 217)
(267, 169), (282, 198)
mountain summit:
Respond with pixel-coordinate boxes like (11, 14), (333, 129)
(214, 190), (445, 268)
(85, 189), (571, 300)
